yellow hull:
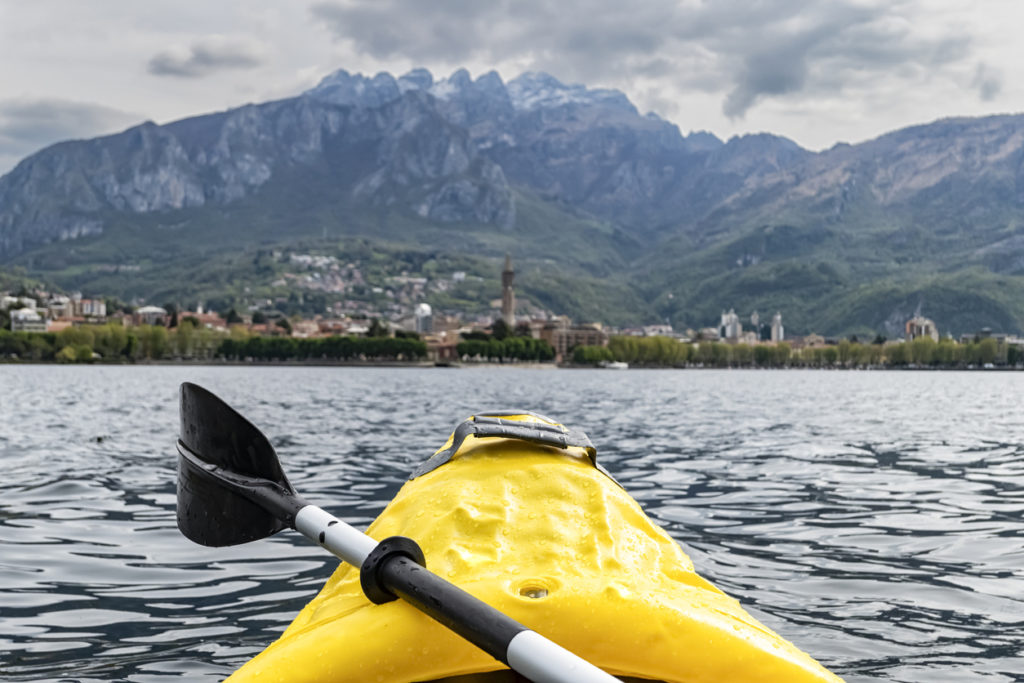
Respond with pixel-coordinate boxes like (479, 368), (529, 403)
(229, 430), (843, 683)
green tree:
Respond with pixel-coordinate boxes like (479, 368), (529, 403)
(694, 342), (715, 365)
(92, 323), (128, 359)
(138, 325), (169, 359)
(1008, 344), (1023, 366)
(174, 319), (197, 357)
(774, 342), (791, 367)
(909, 337), (936, 365)
(710, 342), (730, 367)
(731, 344), (752, 367)
(74, 344), (95, 362)
(837, 339), (852, 366)
(886, 343), (909, 366)
(491, 318), (510, 340)
(572, 345), (613, 365)
(57, 326), (95, 350)
(609, 336), (639, 363)
(487, 338), (505, 362)
(753, 345), (772, 367)
(936, 339), (959, 366)
(124, 332), (139, 359)
(978, 338), (998, 365)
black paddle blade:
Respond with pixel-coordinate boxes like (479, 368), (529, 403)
(177, 382), (299, 547)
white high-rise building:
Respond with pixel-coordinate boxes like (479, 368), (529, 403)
(771, 312), (784, 342)
(414, 303), (433, 334)
(720, 309), (742, 340)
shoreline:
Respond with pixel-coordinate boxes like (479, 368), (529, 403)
(1, 359), (1021, 370)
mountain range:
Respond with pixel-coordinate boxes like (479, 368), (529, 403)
(2, 67), (1024, 336)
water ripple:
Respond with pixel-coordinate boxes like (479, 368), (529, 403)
(1, 366), (1022, 681)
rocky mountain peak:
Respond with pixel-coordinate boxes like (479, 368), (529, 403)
(306, 69), (400, 108)
(474, 70), (507, 98)
(682, 130), (725, 153)
(398, 68), (433, 92)
(506, 72), (636, 113)
(305, 67), (640, 117)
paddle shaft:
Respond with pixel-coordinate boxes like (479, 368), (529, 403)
(294, 505), (620, 683)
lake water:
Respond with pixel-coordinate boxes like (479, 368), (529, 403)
(0, 365), (1021, 682)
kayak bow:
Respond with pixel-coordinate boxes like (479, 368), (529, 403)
(220, 410), (843, 683)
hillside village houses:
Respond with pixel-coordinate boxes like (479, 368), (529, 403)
(2, 292), (106, 332)
(5, 265), (1024, 363)
(0, 257), (612, 362)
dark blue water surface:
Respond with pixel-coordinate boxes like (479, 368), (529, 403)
(0, 366), (1022, 682)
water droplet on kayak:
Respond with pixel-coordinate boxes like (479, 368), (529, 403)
(519, 586), (548, 599)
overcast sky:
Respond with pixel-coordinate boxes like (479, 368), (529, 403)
(2, 0), (1022, 174)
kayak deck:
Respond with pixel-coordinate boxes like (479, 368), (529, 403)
(228, 429), (842, 683)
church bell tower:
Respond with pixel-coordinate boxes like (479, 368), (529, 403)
(502, 254), (515, 327)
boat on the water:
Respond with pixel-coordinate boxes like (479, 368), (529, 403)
(599, 360), (629, 369)
(221, 411), (842, 683)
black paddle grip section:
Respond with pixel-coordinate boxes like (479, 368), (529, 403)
(379, 555), (528, 666)
(359, 536), (427, 604)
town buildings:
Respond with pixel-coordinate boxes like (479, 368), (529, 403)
(10, 307), (46, 332)
(135, 306), (169, 326)
(539, 318), (608, 360)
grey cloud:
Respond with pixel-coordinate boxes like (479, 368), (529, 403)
(310, 0), (676, 80)
(149, 36), (265, 78)
(310, 1), (497, 63)
(715, 2), (972, 118)
(972, 63), (1002, 101)
(0, 99), (140, 174)
(310, 0), (978, 120)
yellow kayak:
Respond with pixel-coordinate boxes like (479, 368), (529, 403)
(228, 412), (843, 683)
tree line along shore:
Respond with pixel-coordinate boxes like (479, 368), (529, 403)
(574, 335), (1015, 368)
(0, 322), (554, 364)
(0, 322), (1017, 368)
